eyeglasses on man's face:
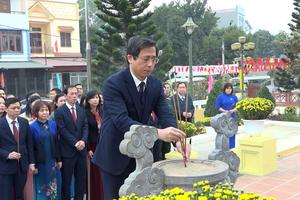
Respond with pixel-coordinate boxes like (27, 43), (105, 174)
(136, 56), (159, 64)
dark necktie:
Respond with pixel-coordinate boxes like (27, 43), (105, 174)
(138, 82), (145, 105)
(12, 121), (19, 143)
(12, 121), (20, 171)
(71, 107), (77, 123)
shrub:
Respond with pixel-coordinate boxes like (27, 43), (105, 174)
(284, 105), (297, 115)
(178, 121), (198, 137)
(236, 97), (275, 120)
(194, 121), (206, 134)
(281, 113), (300, 122)
(256, 85), (276, 104)
(204, 80), (223, 117)
(119, 180), (275, 200)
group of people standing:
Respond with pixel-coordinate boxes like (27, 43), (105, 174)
(0, 85), (104, 200)
(0, 35), (238, 200)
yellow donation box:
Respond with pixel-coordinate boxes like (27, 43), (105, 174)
(238, 135), (277, 176)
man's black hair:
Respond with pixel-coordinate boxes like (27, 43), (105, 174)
(126, 36), (159, 63)
(63, 85), (76, 95)
(5, 97), (19, 108)
(50, 88), (62, 94)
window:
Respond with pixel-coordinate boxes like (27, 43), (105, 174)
(30, 28), (42, 53)
(0, 0), (10, 13)
(0, 30), (22, 53)
(70, 72), (87, 90)
(60, 32), (71, 47)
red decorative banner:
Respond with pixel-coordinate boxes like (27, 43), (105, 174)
(170, 58), (289, 77)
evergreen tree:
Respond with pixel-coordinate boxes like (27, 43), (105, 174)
(286, 30), (300, 89)
(150, 0), (218, 65)
(288, 0), (300, 31)
(78, 0), (102, 57)
(286, 1), (300, 89)
(92, 0), (173, 88)
(204, 80), (223, 117)
(257, 86), (276, 104)
(274, 68), (296, 92)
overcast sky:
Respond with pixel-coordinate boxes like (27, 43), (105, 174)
(149, 0), (294, 35)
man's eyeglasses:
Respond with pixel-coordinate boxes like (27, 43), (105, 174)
(136, 56), (159, 64)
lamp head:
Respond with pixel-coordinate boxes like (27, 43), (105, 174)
(182, 17), (198, 35)
(238, 36), (246, 43)
(247, 42), (255, 50)
(231, 42), (241, 50)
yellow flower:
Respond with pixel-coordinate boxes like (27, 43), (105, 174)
(214, 193), (222, 198)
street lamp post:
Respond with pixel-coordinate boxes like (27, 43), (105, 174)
(85, 0), (92, 90)
(231, 36), (255, 98)
(182, 17), (198, 99)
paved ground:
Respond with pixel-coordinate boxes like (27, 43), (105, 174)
(188, 120), (300, 199)
(234, 151), (300, 199)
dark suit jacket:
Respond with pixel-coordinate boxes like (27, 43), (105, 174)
(85, 109), (101, 150)
(92, 67), (177, 175)
(0, 117), (34, 174)
(54, 103), (88, 158)
(30, 120), (61, 164)
(172, 94), (195, 122)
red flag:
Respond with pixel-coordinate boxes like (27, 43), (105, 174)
(257, 58), (263, 66)
(54, 40), (58, 53)
(0, 72), (5, 88)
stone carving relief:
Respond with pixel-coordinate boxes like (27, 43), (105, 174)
(119, 125), (164, 197)
(208, 112), (240, 183)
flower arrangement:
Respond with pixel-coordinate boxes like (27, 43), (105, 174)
(119, 180), (276, 200)
(236, 97), (275, 120)
(199, 117), (211, 126)
(178, 121), (198, 137)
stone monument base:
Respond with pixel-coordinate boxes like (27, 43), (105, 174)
(153, 159), (229, 191)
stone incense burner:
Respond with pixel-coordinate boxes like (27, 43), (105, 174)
(119, 113), (239, 197)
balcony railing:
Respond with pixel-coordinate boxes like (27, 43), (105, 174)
(31, 46), (42, 53)
(30, 46), (54, 54)
(272, 92), (300, 106)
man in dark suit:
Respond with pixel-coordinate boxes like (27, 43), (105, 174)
(92, 35), (189, 200)
(0, 98), (35, 200)
(172, 82), (195, 122)
(55, 85), (88, 200)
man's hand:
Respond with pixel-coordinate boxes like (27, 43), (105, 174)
(175, 141), (191, 160)
(75, 140), (85, 151)
(183, 112), (192, 118)
(157, 127), (186, 142)
(7, 151), (21, 160)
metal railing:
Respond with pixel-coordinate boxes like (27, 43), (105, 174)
(272, 92), (300, 106)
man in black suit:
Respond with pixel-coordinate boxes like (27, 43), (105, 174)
(92, 35), (189, 199)
(55, 85), (88, 200)
(172, 82), (195, 122)
(0, 98), (35, 200)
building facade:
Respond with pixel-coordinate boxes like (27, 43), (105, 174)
(0, 0), (49, 98)
(28, 0), (86, 91)
(215, 6), (252, 33)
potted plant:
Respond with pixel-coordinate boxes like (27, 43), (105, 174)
(236, 97), (275, 134)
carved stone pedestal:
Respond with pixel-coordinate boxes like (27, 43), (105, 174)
(153, 159), (229, 191)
